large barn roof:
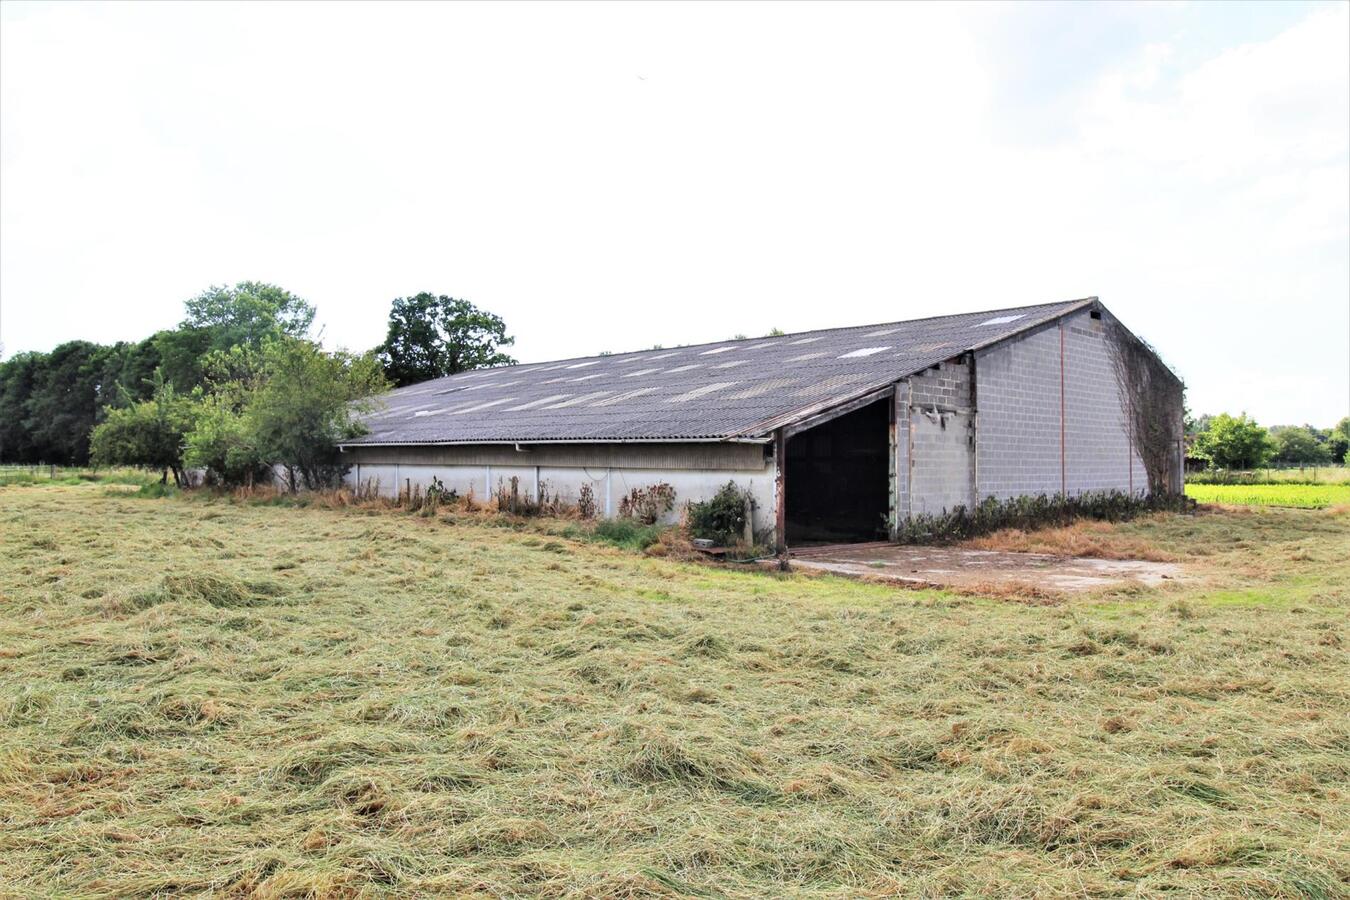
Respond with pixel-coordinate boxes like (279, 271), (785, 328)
(343, 297), (1096, 446)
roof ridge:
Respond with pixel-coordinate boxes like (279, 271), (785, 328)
(390, 296), (1098, 393)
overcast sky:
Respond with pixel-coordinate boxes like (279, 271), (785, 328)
(1, 0), (1347, 425)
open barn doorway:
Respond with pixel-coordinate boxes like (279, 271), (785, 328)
(784, 396), (890, 545)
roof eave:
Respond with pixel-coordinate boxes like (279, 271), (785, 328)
(337, 435), (774, 450)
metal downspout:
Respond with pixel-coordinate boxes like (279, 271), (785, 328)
(969, 353), (979, 508)
(1059, 322), (1067, 497)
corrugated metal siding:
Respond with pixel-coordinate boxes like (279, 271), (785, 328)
(343, 441), (767, 471)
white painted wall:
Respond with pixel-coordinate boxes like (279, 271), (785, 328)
(344, 452), (776, 534)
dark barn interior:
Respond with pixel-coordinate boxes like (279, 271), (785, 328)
(784, 397), (890, 544)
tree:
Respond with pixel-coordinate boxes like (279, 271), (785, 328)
(1, 282), (317, 467)
(0, 352), (44, 462)
(182, 345), (270, 486)
(1184, 410), (1213, 439)
(1270, 425), (1331, 465)
(96, 339), (161, 409)
(152, 327), (214, 395)
(184, 394), (266, 487)
(114, 337), (164, 404)
(184, 282), (316, 350)
(247, 339), (388, 490)
(378, 293), (515, 387)
(152, 283), (316, 393)
(24, 341), (113, 465)
(1329, 417), (1350, 465)
(1191, 413), (1274, 470)
(0, 341), (151, 464)
(89, 372), (196, 485)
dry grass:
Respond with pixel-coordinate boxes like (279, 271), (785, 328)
(966, 518), (1179, 562)
(1, 483), (1347, 897)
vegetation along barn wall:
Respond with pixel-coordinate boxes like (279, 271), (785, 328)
(341, 441), (776, 531)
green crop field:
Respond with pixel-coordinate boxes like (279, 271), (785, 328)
(1186, 482), (1350, 509)
(1187, 467), (1350, 486)
(2, 482), (1347, 897)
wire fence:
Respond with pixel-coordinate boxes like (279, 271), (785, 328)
(0, 463), (67, 479)
(1185, 464), (1350, 485)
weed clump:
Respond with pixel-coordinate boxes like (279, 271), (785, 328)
(617, 482), (676, 525)
(590, 519), (665, 551)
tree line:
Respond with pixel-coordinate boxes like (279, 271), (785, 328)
(1188, 412), (1350, 470)
(0, 284), (515, 486)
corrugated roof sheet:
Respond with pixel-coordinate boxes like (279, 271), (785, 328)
(343, 298), (1095, 445)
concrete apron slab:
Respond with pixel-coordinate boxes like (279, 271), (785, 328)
(789, 543), (1185, 594)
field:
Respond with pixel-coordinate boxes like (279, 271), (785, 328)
(1187, 467), (1350, 485)
(1185, 482), (1350, 509)
(2, 483), (1347, 897)
(0, 465), (158, 489)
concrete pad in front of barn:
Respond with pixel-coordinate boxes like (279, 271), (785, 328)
(788, 543), (1185, 594)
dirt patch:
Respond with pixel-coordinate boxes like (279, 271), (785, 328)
(789, 543), (1186, 594)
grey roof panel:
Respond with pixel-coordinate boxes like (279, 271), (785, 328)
(343, 298), (1095, 445)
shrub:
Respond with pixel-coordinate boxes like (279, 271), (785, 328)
(184, 394), (270, 487)
(248, 338), (388, 491)
(617, 483), (676, 525)
(89, 373), (196, 486)
(893, 491), (1192, 545)
(687, 481), (753, 545)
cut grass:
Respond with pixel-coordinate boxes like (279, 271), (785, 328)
(1186, 482), (1350, 509)
(1, 484), (1346, 896)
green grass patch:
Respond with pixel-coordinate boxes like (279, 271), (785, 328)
(0, 466), (160, 488)
(586, 518), (667, 551)
(1188, 466), (1350, 485)
(1185, 482), (1350, 509)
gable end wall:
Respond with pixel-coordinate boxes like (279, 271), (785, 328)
(974, 310), (1144, 501)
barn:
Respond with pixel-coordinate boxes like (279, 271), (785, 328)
(339, 297), (1184, 549)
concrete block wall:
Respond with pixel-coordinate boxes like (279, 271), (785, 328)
(892, 382), (910, 523)
(909, 359), (972, 409)
(898, 360), (976, 516)
(975, 310), (1144, 501)
(1063, 314), (1146, 495)
(973, 325), (1064, 499)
